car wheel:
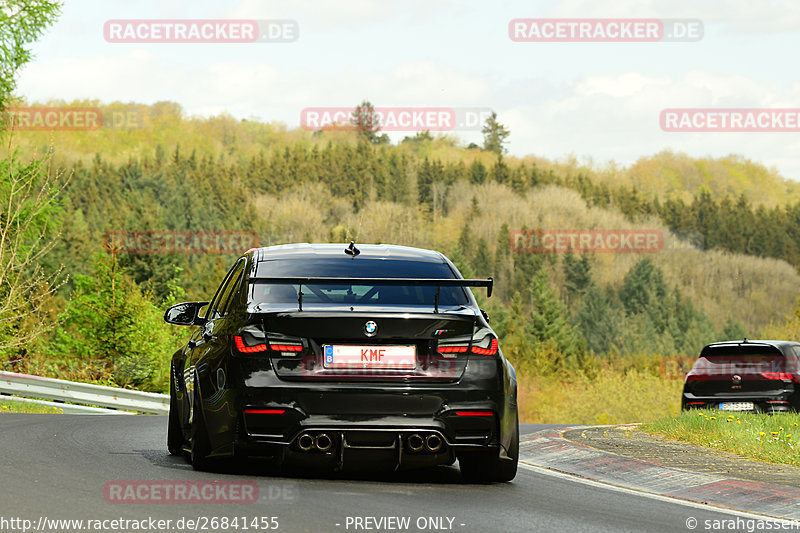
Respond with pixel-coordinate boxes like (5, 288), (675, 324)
(459, 412), (518, 483)
(167, 366), (184, 456)
(190, 374), (212, 470)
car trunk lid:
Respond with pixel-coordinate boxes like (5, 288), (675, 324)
(255, 308), (477, 382)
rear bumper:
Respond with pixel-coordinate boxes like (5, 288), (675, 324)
(237, 424), (494, 471)
(241, 405), (499, 446)
(201, 359), (515, 470)
(234, 386), (503, 469)
(681, 392), (799, 413)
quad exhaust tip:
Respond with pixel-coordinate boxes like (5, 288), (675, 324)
(296, 432), (334, 452)
(298, 431), (441, 453)
(407, 434), (425, 453)
(425, 434), (443, 453)
(297, 433), (315, 452)
(315, 433), (333, 452)
(407, 433), (444, 453)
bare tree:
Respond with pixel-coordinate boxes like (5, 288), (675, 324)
(0, 0), (64, 360)
(0, 137), (68, 357)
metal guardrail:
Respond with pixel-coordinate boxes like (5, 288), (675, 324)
(0, 371), (169, 415)
(0, 395), (135, 415)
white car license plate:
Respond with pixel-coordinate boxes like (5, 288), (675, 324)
(718, 402), (754, 411)
(323, 345), (416, 369)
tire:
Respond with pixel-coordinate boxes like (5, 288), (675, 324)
(459, 413), (519, 482)
(190, 374), (212, 471)
(167, 365), (184, 456)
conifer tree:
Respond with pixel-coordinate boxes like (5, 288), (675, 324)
(472, 238), (491, 277)
(575, 284), (620, 355)
(469, 159), (487, 185)
(490, 155), (510, 184)
(481, 111), (510, 155)
(529, 269), (585, 358)
(563, 253), (592, 308)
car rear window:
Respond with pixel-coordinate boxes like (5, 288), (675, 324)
(694, 344), (791, 375)
(700, 345), (783, 359)
(250, 258), (469, 307)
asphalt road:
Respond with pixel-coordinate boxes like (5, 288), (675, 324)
(0, 415), (749, 533)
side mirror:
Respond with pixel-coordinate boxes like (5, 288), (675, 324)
(164, 301), (209, 326)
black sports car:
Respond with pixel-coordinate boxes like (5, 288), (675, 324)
(164, 243), (518, 482)
(682, 339), (800, 413)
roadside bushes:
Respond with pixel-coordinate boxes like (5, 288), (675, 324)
(516, 352), (683, 425)
(37, 253), (185, 392)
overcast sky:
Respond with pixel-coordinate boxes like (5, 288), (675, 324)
(16, 0), (800, 180)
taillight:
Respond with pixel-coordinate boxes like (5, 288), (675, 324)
(456, 410), (494, 416)
(471, 337), (498, 356)
(269, 343), (303, 352)
(234, 326), (305, 355)
(234, 325), (269, 354)
(438, 345), (468, 354)
(267, 332), (305, 355)
(685, 373), (710, 382)
(244, 408), (285, 414)
(264, 332), (305, 355)
(438, 334), (499, 356)
(762, 372), (798, 382)
(437, 333), (471, 356)
(235, 335), (268, 353)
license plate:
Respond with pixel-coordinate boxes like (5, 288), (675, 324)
(719, 402), (754, 411)
(323, 345), (416, 369)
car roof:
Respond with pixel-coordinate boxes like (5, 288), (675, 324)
(252, 243), (447, 263)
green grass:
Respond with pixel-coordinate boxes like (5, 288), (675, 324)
(0, 398), (64, 414)
(518, 368), (684, 425)
(643, 410), (800, 467)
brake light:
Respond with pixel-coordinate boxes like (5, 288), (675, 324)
(234, 335), (268, 353)
(244, 408), (285, 414)
(471, 338), (498, 356)
(455, 411), (494, 416)
(761, 372), (798, 382)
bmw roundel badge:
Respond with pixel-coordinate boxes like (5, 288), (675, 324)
(364, 320), (378, 337)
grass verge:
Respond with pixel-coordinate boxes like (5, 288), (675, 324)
(643, 410), (800, 467)
(517, 368), (683, 425)
(0, 397), (64, 414)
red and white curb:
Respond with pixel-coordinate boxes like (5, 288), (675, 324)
(519, 427), (800, 520)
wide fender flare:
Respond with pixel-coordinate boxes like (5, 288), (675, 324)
(500, 359), (518, 456)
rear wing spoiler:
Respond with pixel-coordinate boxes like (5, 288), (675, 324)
(249, 277), (493, 312)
